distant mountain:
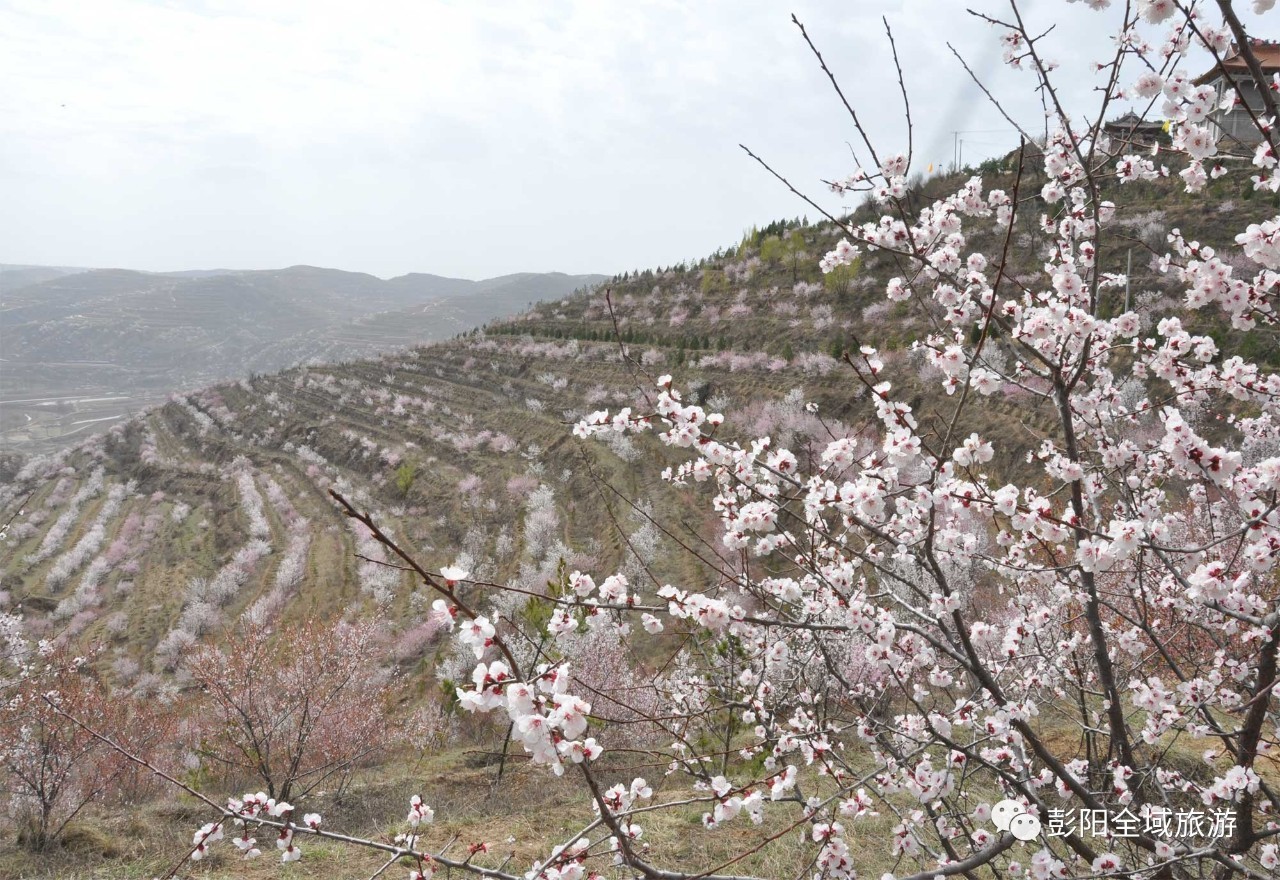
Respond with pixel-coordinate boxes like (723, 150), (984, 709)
(154, 268), (238, 279)
(385, 272), (480, 298)
(475, 271), (606, 299)
(0, 265), (606, 454)
(0, 264), (86, 293)
(383, 270), (606, 304)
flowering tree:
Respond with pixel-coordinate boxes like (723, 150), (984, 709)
(0, 644), (138, 850)
(72, 2), (1280, 879)
(184, 618), (392, 802)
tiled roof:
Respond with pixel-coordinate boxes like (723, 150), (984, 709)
(1103, 111), (1164, 132)
(1195, 39), (1280, 85)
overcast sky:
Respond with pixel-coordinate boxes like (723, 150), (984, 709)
(0, 1), (1256, 279)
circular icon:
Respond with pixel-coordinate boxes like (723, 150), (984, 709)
(991, 799), (1023, 831)
(1009, 812), (1042, 841)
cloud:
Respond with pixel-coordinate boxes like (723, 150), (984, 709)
(0, 0), (1250, 276)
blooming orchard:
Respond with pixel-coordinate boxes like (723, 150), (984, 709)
(146, 1), (1280, 878)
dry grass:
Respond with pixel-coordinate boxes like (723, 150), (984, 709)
(5, 702), (1280, 878)
(0, 744), (871, 880)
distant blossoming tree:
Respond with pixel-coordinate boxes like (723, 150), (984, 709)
(184, 618), (392, 802)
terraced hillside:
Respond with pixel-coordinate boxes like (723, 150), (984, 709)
(2, 326), (798, 680)
(3, 161), (1276, 680)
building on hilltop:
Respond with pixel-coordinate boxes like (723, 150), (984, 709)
(1102, 111), (1166, 153)
(1195, 38), (1280, 145)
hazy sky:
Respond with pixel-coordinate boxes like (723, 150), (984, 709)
(0, 1), (1251, 279)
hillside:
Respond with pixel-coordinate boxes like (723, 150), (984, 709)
(1, 161), (1277, 877)
(0, 267), (606, 455)
(2, 160), (1271, 671)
